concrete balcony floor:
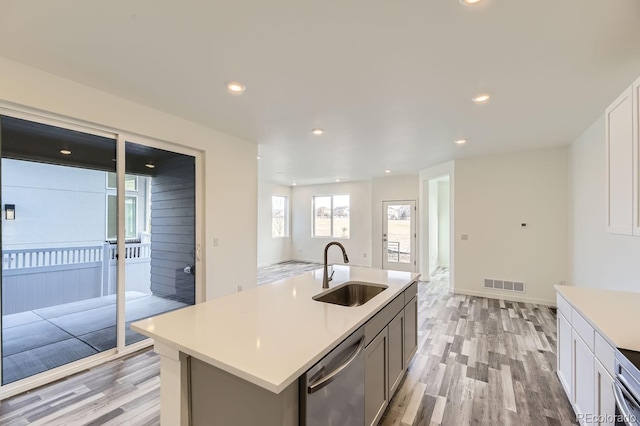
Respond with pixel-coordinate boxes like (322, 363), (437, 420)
(2, 291), (186, 384)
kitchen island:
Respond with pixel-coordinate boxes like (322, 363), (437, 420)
(132, 265), (420, 426)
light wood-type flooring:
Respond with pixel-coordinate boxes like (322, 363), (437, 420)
(0, 266), (576, 425)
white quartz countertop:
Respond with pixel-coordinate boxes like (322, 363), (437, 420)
(131, 265), (420, 393)
(555, 285), (640, 351)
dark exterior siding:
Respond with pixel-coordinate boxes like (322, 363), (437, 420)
(149, 155), (195, 305)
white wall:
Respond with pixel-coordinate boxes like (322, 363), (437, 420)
(0, 56), (257, 300)
(428, 180), (439, 274)
(371, 175), (418, 269)
(453, 148), (569, 305)
(2, 160), (107, 248)
(437, 179), (450, 267)
(2, 159), (150, 249)
(570, 115), (640, 292)
(291, 181), (372, 266)
(257, 181), (292, 266)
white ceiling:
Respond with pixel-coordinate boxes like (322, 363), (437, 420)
(1, 0), (640, 186)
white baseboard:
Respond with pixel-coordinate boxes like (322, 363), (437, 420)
(453, 288), (556, 307)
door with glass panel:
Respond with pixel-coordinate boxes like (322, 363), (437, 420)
(382, 200), (416, 272)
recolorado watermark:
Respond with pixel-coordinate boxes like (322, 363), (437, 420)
(576, 413), (637, 423)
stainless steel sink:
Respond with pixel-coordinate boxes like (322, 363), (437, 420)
(313, 281), (388, 307)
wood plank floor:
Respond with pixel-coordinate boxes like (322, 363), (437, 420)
(0, 266), (577, 425)
(257, 260), (322, 285)
(380, 268), (576, 426)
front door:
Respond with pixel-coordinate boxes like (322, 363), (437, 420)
(382, 201), (416, 272)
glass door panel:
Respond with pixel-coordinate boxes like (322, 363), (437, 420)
(1, 115), (117, 384)
(123, 141), (195, 346)
(382, 200), (416, 272)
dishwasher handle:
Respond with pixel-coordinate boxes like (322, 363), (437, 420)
(308, 337), (365, 394)
(614, 378), (640, 426)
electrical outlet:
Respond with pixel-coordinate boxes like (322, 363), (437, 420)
(461, 234), (469, 241)
(237, 285), (243, 292)
(363, 253), (367, 258)
(213, 237), (220, 247)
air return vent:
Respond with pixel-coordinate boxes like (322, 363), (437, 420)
(483, 278), (526, 293)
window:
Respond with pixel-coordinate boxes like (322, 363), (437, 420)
(106, 173), (139, 240)
(313, 194), (350, 238)
(107, 195), (138, 239)
(107, 172), (138, 190)
(272, 195), (288, 237)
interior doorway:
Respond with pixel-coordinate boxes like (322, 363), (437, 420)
(382, 200), (416, 272)
(428, 176), (450, 275)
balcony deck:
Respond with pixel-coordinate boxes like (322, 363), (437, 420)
(2, 291), (186, 384)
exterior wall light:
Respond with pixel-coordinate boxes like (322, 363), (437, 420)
(5, 204), (15, 220)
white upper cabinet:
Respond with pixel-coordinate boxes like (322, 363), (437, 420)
(633, 76), (640, 235)
(605, 86), (633, 235)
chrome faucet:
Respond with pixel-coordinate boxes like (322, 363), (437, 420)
(323, 241), (350, 289)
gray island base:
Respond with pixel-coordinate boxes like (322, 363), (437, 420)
(132, 266), (419, 426)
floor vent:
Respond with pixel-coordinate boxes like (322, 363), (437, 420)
(484, 278), (526, 293)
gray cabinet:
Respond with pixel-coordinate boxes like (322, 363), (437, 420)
(403, 296), (417, 365)
(388, 311), (404, 396)
(365, 329), (388, 426)
(365, 281), (419, 426)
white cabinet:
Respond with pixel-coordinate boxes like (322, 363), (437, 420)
(556, 292), (616, 426)
(365, 329), (388, 426)
(633, 76), (640, 235)
(606, 74), (640, 235)
(557, 311), (573, 398)
(606, 86), (634, 235)
(573, 331), (595, 419)
(595, 359), (616, 426)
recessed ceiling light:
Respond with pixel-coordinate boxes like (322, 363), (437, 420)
(292, 182), (297, 186)
(384, 169), (391, 174)
(257, 155), (261, 160)
(472, 93), (491, 103)
(335, 178), (341, 182)
(460, 0), (483, 5)
(454, 139), (467, 145)
(276, 172), (284, 176)
(145, 163), (156, 169)
(60, 149), (72, 155)
(311, 128), (324, 136)
(226, 81), (246, 94)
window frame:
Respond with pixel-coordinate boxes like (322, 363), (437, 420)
(106, 173), (140, 241)
(271, 195), (289, 238)
(312, 194), (350, 239)
(106, 194), (138, 240)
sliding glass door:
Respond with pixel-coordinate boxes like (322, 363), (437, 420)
(0, 116), (118, 384)
(0, 113), (197, 389)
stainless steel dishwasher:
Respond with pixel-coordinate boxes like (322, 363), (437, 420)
(300, 326), (365, 426)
